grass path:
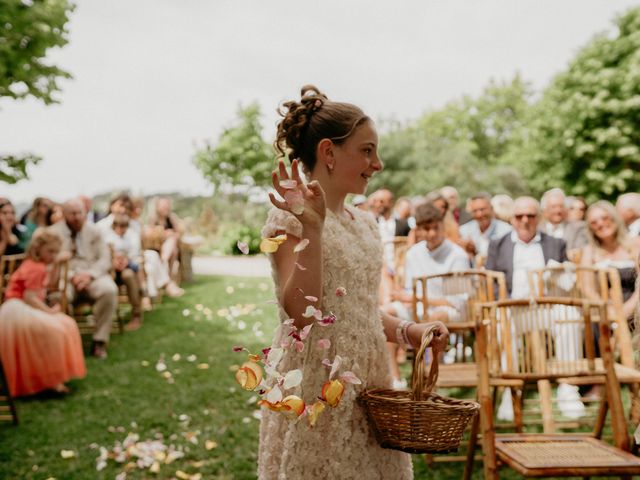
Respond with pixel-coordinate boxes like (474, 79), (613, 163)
(0, 275), (522, 479)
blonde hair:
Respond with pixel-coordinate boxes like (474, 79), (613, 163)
(586, 200), (630, 253)
(26, 229), (62, 261)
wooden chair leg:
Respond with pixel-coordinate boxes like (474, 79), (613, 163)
(511, 386), (523, 433)
(538, 379), (555, 433)
(463, 412), (480, 480)
(594, 390), (608, 439)
(629, 383), (640, 425)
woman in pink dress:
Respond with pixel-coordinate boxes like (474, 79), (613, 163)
(0, 230), (86, 396)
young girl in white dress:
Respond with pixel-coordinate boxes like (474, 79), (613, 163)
(258, 85), (449, 479)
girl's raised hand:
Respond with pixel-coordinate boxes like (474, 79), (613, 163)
(269, 159), (326, 231)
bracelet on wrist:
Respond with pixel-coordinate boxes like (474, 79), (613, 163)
(395, 320), (413, 350)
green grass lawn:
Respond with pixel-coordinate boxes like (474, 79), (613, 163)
(0, 275), (617, 479)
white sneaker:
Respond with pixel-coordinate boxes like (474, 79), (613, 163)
(497, 388), (515, 422)
(392, 378), (408, 390)
(557, 383), (585, 419)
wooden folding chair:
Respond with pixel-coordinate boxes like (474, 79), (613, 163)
(529, 265), (640, 423)
(392, 236), (410, 290)
(476, 298), (640, 478)
(0, 253), (27, 302)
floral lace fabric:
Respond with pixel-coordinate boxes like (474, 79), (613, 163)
(258, 206), (412, 479)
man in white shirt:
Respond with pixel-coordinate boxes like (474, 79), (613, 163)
(616, 193), (640, 237)
(383, 202), (469, 387)
(541, 188), (588, 250)
(459, 192), (512, 259)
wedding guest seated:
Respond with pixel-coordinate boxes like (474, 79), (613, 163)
(145, 197), (183, 279)
(425, 191), (460, 242)
(581, 200), (640, 323)
(18, 196), (54, 250)
(0, 198), (27, 256)
(441, 185), (471, 225)
(486, 197), (583, 419)
(567, 196), (588, 222)
(103, 214), (143, 331)
(49, 199), (118, 359)
(47, 203), (64, 225)
(541, 188), (589, 250)
(0, 230), (86, 396)
(383, 202), (469, 388)
(491, 193), (515, 223)
(616, 193), (640, 237)
(459, 192), (512, 259)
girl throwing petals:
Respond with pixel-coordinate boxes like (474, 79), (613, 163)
(258, 85), (448, 479)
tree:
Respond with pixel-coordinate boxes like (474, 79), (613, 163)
(370, 76), (532, 199)
(513, 7), (640, 201)
(193, 103), (274, 194)
(0, 0), (74, 183)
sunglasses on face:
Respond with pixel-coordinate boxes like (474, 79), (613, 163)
(514, 213), (537, 220)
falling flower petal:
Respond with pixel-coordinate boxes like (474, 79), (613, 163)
(322, 380), (345, 407)
(307, 401), (326, 427)
(282, 395), (305, 416)
(265, 385), (283, 403)
(279, 179), (298, 189)
(235, 362), (263, 390)
(293, 238), (310, 253)
(304, 295), (318, 302)
(302, 305), (318, 318)
(282, 318), (294, 326)
(283, 369), (303, 389)
(232, 345), (244, 352)
(260, 234), (288, 253)
(295, 262), (307, 271)
(317, 339), (331, 350)
(266, 348), (284, 367)
(237, 241), (249, 255)
(322, 358), (332, 368)
(335, 287), (347, 297)
(299, 324), (313, 340)
(284, 190), (305, 215)
(318, 312), (336, 326)
(294, 340), (305, 353)
(340, 371), (362, 385)
(330, 355), (342, 379)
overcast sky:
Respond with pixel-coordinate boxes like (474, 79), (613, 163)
(2, 0), (638, 203)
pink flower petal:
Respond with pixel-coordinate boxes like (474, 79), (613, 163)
(237, 241), (249, 255)
(302, 305), (318, 318)
(329, 355), (342, 380)
(340, 371), (362, 385)
(318, 312), (336, 326)
(293, 238), (310, 253)
(284, 190), (305, 215)
(317, 339), (331, 350)
(295, 262), (307, 271)
(304, 295), (318, 302)
(335, 287), (347, 297)
(232, 345), (244, 352)
(282, 318), (295, 326)
(283, 369), (303, 389)
(279, 179), (298, 190)
(300, 324), (313, 340)
(322, 358), (332, 367)
(294, 341), (305, 353)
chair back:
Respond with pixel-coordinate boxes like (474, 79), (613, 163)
(479, 297), (607, 381)
(528, 265), (633, 367)
(0, 253), (27, 302)
(392, 237), (409, 289)
(412, 270), (507, 324)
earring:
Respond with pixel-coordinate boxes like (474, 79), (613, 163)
(327, 164), (334, 174)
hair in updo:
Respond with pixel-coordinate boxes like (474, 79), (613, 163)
(274, 85), (370, 172)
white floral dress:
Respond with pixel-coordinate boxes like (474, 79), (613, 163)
(258, 205), (413, 479)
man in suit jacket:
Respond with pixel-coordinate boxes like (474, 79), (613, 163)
(486, 196), (567, 297)
(50, 199), (118, 359)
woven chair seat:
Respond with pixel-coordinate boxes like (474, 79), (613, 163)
(436, 363), (523, 389)
(495, 434), (640, 476)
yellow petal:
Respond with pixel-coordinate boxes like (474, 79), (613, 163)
(282, 395), (306, 417)
(235, 362), (263, 390)
(308, 401), (326, 427)
(260, 234), (288, 253)
(150, 461), (160, 473)
(322, 380), (345, 407)
(205, 440), (218, 451)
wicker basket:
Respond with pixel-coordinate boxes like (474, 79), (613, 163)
(359, 326), (480, 454)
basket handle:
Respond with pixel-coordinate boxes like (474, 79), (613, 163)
(411, 324), (441, 401)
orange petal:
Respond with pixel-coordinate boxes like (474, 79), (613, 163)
(259, 234), (288, 253)
(322, 380), (345, 407)
(282, 395), (305, 417)
(235, 362), (263, 390)
(308, 401), (326, 427)
(258, 399), (292, 413)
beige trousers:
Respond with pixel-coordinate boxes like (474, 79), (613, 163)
(69, 274), (118, 343)
(117, 268), (141, 316)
